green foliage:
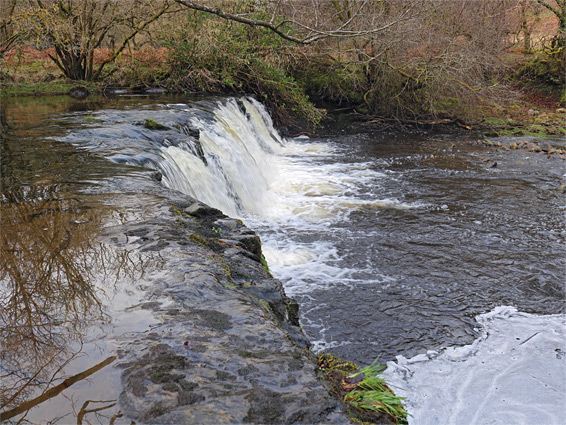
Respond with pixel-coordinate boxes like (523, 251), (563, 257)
(317, 353), (358, 375)
(260, 253), (270, 274)
(165, 11), (325, 127)
(317, 354), (408, 424)
(291, 56), (367, 106)
(516, 45), (565, 88)
(143, 118), (169, 130)
(344, 359), (408, 423)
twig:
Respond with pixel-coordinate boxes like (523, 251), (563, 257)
(519, 331), (540, 345)
(0, 356), (116, 421)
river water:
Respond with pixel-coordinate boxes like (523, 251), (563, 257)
(1, 95), (564, 423)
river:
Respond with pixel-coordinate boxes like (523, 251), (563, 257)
(1, 94), (564, 424)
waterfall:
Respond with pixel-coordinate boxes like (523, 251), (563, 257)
(157, 98), (285, 218)
(49, 95), (566, 423)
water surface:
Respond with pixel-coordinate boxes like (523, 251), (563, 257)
(1, 95), (564, 422)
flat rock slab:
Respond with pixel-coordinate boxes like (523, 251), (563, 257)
(97, 183), (349, 424)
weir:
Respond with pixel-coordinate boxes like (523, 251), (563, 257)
(2, 95), (564, 424)
(157, 98), (284, 218)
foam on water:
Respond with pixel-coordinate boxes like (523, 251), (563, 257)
(384, 307), (566, 425)
(153, 97), (421, 299)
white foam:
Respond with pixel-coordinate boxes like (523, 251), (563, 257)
(384, 306), (566, 425)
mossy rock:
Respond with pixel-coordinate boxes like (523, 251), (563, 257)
(484, 130), (500, 137)
(143, 118), (169, 130)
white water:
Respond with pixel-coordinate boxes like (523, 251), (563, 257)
(159, 98), (421, 298)
(385, 307), (566, 425)
(154, 97), (566, 424)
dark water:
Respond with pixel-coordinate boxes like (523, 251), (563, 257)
(1, 94), (564, 378)
(265, 130), (565, 363)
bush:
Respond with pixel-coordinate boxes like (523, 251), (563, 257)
(165, 11), (325, 128)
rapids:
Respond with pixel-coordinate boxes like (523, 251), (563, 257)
(84, 96), (563, 362)
(2, 94), (564, 423)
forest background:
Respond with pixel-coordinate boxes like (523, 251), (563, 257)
(1, 0), (565, 135)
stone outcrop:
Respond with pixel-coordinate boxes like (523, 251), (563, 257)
(98, 179), (348, 424)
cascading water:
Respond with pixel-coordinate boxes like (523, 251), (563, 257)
(158, 98), (284, 217)
(57, 95), (564, 424)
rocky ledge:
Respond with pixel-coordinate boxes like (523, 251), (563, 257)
(97, 180), (348, 424)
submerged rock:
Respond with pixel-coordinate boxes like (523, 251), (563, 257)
(68, 86), (89, 99)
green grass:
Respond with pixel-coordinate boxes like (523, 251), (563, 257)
(344, 359), (409, 424)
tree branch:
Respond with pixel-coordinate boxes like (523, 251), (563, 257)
(92, 2), (172, 80)
(173, 0), (416, 45)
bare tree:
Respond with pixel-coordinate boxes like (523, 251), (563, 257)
(20, 0), (175, 80)
(0, 0), (20, 59)
(173, 0), (418, 44)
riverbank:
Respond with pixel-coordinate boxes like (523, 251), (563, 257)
(1, 47), (565, 138)
(3, 90), (563, 424)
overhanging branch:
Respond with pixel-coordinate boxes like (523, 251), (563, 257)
(173, 0), (416, 45)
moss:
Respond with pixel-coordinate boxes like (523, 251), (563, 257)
(316, 353), (407, 425)
(317, 353), (358, 376)
(260, 253), (271, 274)
(206, 253), (236, 286)
(143, 118), (169, 130)
(190, 233), (211, 249)
(171, 205), (189, 217)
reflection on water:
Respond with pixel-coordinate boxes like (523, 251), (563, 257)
(0, 98), (160, 423)
(0, 185), (110, 420)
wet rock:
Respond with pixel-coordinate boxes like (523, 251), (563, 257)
(183, 202), (223, 218)
(68, 86), (89, 99)
(143, 119), (169, 131)
(231, 234), (263, 259)
(509, 142), (519, 149)
(243, 388), (285, 423)
(214, 218), (241, 230)
(102, 190), (347, 424)
(526, 142), (541, 152)
(194, 309), (233, 330)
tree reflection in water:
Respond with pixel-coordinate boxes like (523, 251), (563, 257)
(0, 184), (138, 422)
